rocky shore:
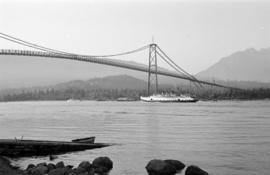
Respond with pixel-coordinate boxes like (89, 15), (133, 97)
(0, 156), (24, 175)
(0, 156), (208, 175)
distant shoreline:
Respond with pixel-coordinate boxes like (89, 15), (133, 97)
(0, 98), (270, 103)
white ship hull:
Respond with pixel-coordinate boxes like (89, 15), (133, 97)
(140, 94), (198, 103)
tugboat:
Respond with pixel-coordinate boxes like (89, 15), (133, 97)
(140, 93), (198, 103)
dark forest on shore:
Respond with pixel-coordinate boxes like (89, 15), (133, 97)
(1, 87), (270, 102)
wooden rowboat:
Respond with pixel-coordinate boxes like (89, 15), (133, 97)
(0, 137), (110, 158)
(71, 137), (95, 144)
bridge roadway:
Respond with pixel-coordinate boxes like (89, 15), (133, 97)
(0, 49), (237, 90)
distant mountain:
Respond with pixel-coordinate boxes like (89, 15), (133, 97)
(53, 74), (147, 90)
(0, 75), (149, 101)
(197, 48), (270, 82)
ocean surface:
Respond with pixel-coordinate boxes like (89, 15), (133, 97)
(0, 100), (269, 175)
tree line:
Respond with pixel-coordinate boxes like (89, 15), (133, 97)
(1, 87), (270, 102)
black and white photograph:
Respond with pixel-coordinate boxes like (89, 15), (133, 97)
(0, 0), (270, 174)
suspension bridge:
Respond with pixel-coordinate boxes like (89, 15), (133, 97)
(0, 33), (240, 95)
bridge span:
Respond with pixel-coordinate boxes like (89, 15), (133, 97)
(0, 49), (238, 90)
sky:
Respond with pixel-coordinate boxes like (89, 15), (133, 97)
(0, 0), (270, 74)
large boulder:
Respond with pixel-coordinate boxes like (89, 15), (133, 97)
(185, 165), (208, 175)
(48, 168), (66, 175)
(94, 166), (110, 175)
(164, 160), (185, 172)
(66, 165), (74, 169)
(78, 161), (92, 171)
(26, 164), (35, 171)
(92, 157), (113, 172)
(63, 166), (73, 175)
(55, 161), (65, 169)
(30, 165), (49, 175)
(47, 163), (56, 172)
(73, 167), (87, 174)
(146, 159), (177, 175)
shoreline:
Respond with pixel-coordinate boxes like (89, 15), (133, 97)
(0, 156), (208, 175)
(0, 98), (270, 103)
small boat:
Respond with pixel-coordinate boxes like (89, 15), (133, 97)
(0, 137), (109, 158)
(71, 137), (95, 144)
(140, 93), (198, 103)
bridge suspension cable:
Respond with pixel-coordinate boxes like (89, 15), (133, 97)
(0, 32), (200, 88)
(157, 46), (201, 85)
(156, 45), (203, 87)
(0, 48), (241, 90)
(0, 32), (241, 91)
(0, 34), (60, 54)
(0, 32), (149, 58)
(156, 50), (200, 89)
(0, 32), (74, 55)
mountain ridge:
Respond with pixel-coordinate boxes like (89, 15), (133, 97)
(197, 47), (270, 82)
(53, 74), (147, 90)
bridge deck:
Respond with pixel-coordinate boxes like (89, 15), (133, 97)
(0, 49), (239, 90)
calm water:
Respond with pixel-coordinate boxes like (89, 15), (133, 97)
(0, 100), (270, 175)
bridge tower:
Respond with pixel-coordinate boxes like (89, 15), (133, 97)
(148, 43), (158, 96)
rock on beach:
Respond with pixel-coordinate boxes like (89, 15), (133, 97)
(146, 159), (208, 175)
(21, 156), (114, 175)
(0, 155), (210, 175)
(146, 159), (177, 175)
(185, 165), (209, 175)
